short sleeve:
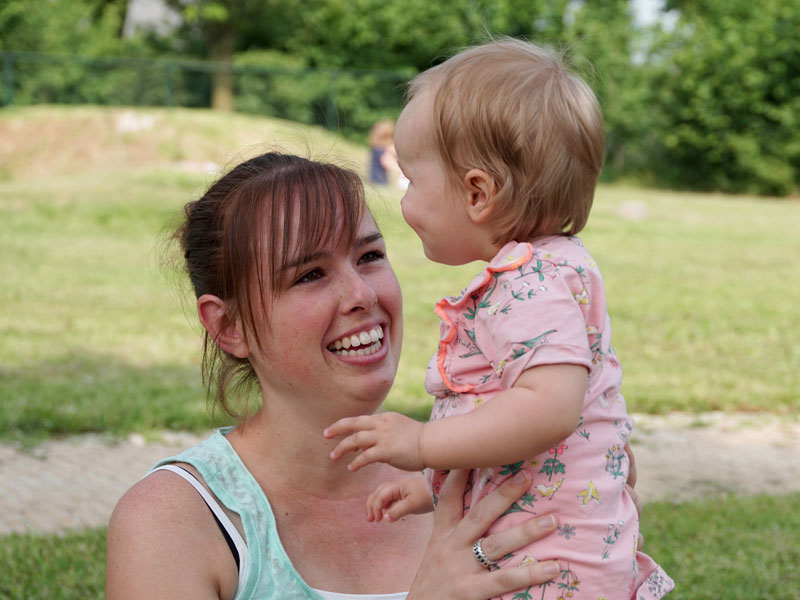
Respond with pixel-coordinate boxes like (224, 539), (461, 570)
(473, 259), (593, 391)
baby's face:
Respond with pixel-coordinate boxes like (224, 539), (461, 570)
(394, 93), (482, 266)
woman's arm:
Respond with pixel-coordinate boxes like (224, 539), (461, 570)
(326, 364), (586, 472)
(106, 471), (238, 600)
(407, 470), (559, 599)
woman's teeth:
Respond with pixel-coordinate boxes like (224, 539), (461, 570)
(329, 326), (384, 356)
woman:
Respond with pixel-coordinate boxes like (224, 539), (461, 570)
(106, 153), (615, 599)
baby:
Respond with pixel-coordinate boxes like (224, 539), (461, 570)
(327, 39), (674, 599)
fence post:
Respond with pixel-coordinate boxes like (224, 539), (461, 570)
(164, 63), (175, 107)
(2, 52), (14, 107)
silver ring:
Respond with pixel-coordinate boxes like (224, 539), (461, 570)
(472, 537), (495, 570)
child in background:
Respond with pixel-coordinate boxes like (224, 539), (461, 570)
(326, 39), (673, 599)
(368, 118), (400, 185)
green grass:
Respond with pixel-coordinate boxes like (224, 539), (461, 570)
(380, 184), (800, 418)
(1, 107), (799, 440)
(2, 493), (797, 598)
(0, 528), (106, 599)
(641, 493), (800, 597)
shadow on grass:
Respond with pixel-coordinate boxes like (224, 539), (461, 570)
(0, 352), (236, 443)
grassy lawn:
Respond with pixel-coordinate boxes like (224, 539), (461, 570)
(2, 493), (798, 599)
(1, 106), (799, 596)
(1, 107), (799, 440)
(0, 528), (107, 600)
(383, 183), (800, 419)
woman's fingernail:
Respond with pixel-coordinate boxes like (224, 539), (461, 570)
(538, 515), (555, 528)
(512, 471), (529, 484)
(543, 562), (559, 576)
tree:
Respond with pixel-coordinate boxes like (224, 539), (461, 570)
(0, 0), (129, 53)
(565, 0), (647, 177)
(275, 0), (570, 72)
(164, 0), (276, 110)
(643, 0), (800, 195)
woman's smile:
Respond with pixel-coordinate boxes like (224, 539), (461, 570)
(328, 325), (384, 356)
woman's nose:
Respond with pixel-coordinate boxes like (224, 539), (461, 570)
(341, 270), (378, 312)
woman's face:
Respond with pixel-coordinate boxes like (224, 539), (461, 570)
(247, 212), (403, 417)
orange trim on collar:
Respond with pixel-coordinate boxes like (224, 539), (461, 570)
(434, 243), (534, 394)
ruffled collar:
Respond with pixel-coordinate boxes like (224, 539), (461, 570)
(438, 240), (541, 307)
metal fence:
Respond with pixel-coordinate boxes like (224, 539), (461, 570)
(0, 51), (410, 139)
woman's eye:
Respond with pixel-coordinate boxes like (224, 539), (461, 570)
(295, 268), (324, 284)
(359, 249), (385, 264)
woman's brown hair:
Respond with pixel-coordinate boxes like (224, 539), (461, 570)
(173, 152), (366, 419)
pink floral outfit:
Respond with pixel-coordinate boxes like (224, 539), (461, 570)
(425, 237), (673, 599)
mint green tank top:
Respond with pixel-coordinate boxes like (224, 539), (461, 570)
(153, 428), (329, 600)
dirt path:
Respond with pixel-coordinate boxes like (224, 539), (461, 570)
(0, 412), (798, 535)
(631, 412), (800, 503)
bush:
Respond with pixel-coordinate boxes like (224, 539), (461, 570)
(233, 49), (408, 142)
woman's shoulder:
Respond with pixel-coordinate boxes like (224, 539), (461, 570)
(107, 467), (239, 599)
(110, 464), (208, 523)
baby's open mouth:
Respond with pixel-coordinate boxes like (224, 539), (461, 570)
(328, 326), (384, 356)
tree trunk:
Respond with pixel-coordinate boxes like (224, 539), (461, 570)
(209, 29), (235, 112)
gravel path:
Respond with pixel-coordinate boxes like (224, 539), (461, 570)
(1, 412), (798, 535)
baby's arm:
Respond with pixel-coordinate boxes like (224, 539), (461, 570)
(422, 363), (586, 469)
(366, 475), (433, 522)
(325, 363), (586, 472)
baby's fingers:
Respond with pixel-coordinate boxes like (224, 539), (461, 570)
(346, 446), (384, 472)
(383, 498), (416, 522)
(328, 431), (377, 462)
(323, 415), (377, 439)
(367, 483), (398, 522)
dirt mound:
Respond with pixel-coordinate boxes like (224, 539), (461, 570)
(0, 106), (363, 180)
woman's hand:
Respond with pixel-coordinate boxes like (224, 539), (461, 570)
(407, 470), (559, 600)
(624, 441), (645, 550)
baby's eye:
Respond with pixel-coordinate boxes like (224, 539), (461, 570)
(359, 249), (385, 264)
(295, 268), (324, 285)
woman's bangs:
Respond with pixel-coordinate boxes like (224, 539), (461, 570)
(271, 164), (365, 290)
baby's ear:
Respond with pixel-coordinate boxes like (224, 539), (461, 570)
(462, 168), (497, 224)
(197, 294), (250, 358)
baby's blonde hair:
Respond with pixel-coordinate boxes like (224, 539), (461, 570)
(409, 38), (605, 241)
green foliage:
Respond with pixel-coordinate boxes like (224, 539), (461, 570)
(565, 0), (650, 178)
(233, 50), (324, 124)
(0, 0), (163, 108)
(276, 0), (570, 72)
(163, 0), (272, 41)
(0, 0), (132, 55)
(233, 49), (407, 140)
(640, 0), (800, 195)
(284, 0), (480, 70)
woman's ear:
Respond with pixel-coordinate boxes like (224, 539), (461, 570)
(197, 294), (250, 358)
(462, 168), (496, 224)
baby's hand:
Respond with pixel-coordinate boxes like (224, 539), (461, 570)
(324, 412), (425, 472)
(367, 476), (433, 522)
